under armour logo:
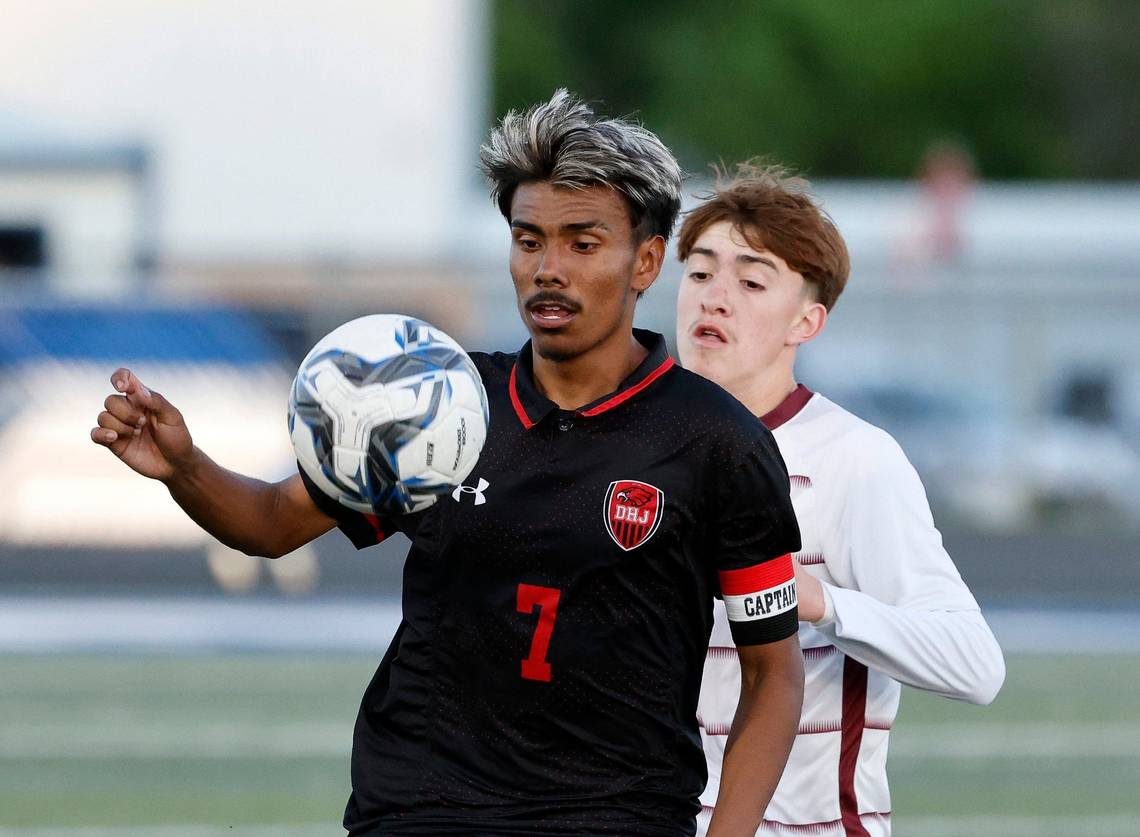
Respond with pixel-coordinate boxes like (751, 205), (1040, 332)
(452, 477), (490, 505)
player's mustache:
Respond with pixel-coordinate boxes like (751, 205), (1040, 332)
(525, 291), (581, 313)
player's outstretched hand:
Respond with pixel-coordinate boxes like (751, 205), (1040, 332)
(90, 368), (195, 482)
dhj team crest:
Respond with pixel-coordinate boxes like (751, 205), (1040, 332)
(604, 480), (664, 551)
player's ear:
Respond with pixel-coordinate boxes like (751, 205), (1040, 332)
(632, 235), (665, 294)
(788, 300), (827, 347)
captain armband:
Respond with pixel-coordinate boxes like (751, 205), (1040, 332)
(718, 554), (799, 645)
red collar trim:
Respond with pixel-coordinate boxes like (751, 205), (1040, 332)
(508, 356), (676, 428)
(760, 383), (814, 430)
(579, 356), (675, 417)
(507, 330), (674, 430)
(508, 364), (536, 430)
(362, 513), (389, 544)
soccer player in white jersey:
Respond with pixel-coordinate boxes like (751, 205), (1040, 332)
(675, 163), (1006, 837)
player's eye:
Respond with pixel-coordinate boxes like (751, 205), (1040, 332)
(572, 240), (600, 253)
(742, 279), (765, 291)
(514, 237), (541, 251)
(688, 271), (711, 282)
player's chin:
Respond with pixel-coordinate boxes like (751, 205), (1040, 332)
(530, 329), (584, 362)
(679, 349), (721, 380)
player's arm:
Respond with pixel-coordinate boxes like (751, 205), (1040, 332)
(706, 429), (805, 835)
(706, 637), (803, 837)
(168, 457), (335, 558)
(801, 430), (1005, 704)
(91, 368), (336, 558)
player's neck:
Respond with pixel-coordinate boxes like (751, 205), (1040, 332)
(531, 332), (648, 411)
(735, 360), (799, 421)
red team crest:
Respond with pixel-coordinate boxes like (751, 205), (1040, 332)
(604, 480), (664, 551)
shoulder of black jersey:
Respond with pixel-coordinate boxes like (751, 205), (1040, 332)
(664, 366), (757, 417)
(468, 349), (516, 387)
(660, 367), (788, 483)
(664, 366), (775, 447)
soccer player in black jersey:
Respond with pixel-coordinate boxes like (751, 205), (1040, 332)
(90, 90), (804, 836)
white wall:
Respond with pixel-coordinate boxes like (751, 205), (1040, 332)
(0, 0), (487, 262)
(0, 166), (142, 296)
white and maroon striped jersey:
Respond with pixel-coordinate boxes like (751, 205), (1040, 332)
(696, 386), (1005, 837)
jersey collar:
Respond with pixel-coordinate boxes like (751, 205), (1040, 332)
(508, 329), (676, 430)
(760, 383), (814, 430)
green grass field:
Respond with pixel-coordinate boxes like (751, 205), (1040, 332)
(1, 654), (1137, 836)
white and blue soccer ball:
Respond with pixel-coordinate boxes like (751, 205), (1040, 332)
(288, 314), (489, 515)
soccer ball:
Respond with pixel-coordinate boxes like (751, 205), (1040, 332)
(289, 314), (489, 515)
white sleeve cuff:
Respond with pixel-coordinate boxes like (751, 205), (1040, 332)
(811, 582), (836, 627)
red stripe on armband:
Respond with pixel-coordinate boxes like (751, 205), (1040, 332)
(718, 554), (794, 596)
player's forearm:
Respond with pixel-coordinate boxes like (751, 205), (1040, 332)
(819, 585), (1005, 704)
(164, 447), (293, 558)
(708, 642), (803, 836)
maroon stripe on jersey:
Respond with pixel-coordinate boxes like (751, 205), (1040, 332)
(799, 720), (843, 735)
(839, 656), (871, 836)
(760, 383), (814, 430)
(719, 555), (793, 595)
(701, 717), (845, 737)
(579, 356), (675, 417)
(767, 814), (890, 834)
(362, 514), (388, 543)
(762, 818), (842, 834)
(790, 474), (813, 489)
(699, 810), (891, 835)
(797, 551), (825, 566)
(700, 721), (732, 735)
(802, 645), (840, 660)
(707, 645), (840, 661)
(507, 364), (535, 429)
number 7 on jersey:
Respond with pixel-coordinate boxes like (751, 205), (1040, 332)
(517, 583), (561, 682)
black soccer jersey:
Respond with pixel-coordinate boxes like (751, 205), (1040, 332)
(301, 330), (801, 837)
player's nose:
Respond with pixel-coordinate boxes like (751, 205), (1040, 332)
(533, 248), (568, 287)
(699, 278), (731, 316)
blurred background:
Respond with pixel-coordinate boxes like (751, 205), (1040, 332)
(1, 1), (1137, 835)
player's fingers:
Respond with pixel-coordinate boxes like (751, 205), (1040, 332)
(91, 426), (120, 446)
(113, 368), (157, 410)
(103, 394), (146, 427)
(111, 367), (138, 394)
(97, 410), (137, 437)
(141, 388), (183, 425)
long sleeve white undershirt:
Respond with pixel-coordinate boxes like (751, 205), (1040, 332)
(806, 422), (1005, 705)
(814, 584), (1004, 704)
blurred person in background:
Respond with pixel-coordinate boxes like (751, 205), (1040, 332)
(89, 92), (804, 836)
(675, 162), (1005, 837)
(917, 140), (976, 263)
(896, 139), (978, 277)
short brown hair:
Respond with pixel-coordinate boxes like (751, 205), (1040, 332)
(677, 162), (850, 310)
